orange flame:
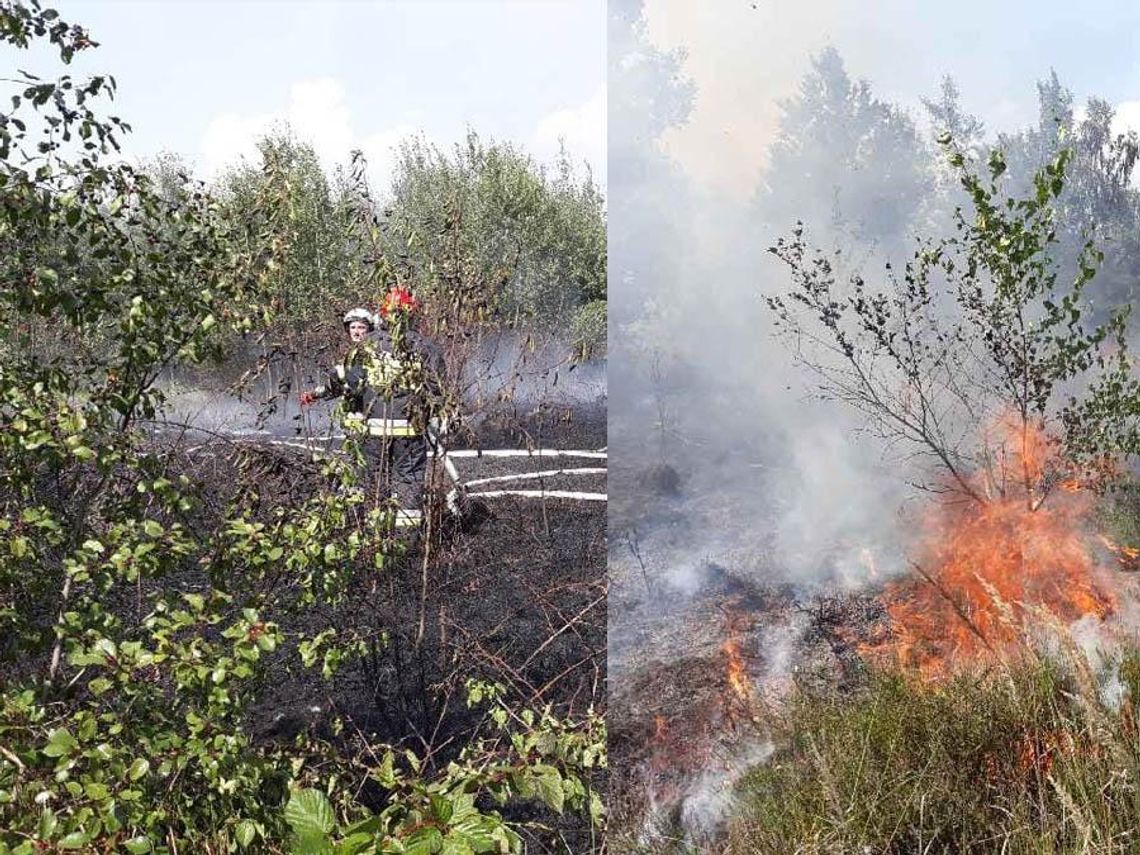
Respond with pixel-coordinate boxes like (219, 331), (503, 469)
(862, 415), (1118, 677)
(721, 636), (751, 701)
(1099, 535), (1140, 570)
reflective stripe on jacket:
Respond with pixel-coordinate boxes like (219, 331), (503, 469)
(344, 413), (419, 437)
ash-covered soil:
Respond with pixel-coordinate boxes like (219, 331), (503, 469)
(225, 406), (605, 736)
(608, 451), (893, 847)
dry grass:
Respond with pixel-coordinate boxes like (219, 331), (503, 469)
(724, 637), (1140, 854)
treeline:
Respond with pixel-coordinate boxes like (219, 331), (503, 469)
(199, 128), (606, 355)
(759, 48), (1140, 319)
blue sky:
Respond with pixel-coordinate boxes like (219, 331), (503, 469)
(36, 0), (605, 191)
(645, 0), (1140, 197)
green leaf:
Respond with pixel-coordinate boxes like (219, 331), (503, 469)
(234, 819), (257, 848)
(127, 758), (150, 781)
(430, 794), (453, 824)
(533, 765), (564, 814)
(284, 788), (335, 838)
(291, 830), (333, 855)
(122, 837), (153, 854)
(334, 833), (374, 855)
(84, 781), (110, 800)
(37, 807), (57, 839)
(404, 826), (443, 855)
(42, 728), (78, 758)
(57, 831), (89, 850)
(440, 836), (475, 855)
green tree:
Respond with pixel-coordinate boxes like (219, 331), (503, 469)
(757, 47), (932, 249)
(218, 129), (366, 340)
(383, 131), (606, 354)
(996, 75), (1140, 322)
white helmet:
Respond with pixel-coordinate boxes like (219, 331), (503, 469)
(342, 307), (377, 331)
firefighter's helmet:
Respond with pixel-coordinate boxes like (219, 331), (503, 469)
(343, 307), (377, 332)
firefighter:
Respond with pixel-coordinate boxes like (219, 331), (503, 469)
(300, 291), (444, 528)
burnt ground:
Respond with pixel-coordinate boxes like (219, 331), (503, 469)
(606, 453), (893, 850)
(4, 399), (607, 852)
(222, 403), (606, 850)
(608, 569), (892, 848)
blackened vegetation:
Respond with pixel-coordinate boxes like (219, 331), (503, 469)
(608, 550), (891, 844)
(4, 407), (606, 851)
(272, 413), (605, 848)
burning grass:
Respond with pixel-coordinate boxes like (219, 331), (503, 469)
(725, 643), (1140, 854)
(860, 491), (1119, 677)
(855, 416), (1131, 679)
(609, 414), (1140, 851)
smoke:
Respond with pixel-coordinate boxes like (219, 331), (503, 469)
(1067, 614), (1129, 711)
(154, 328), (605, 440)
(678, 739), (775, 843)
(460, 331), (606, 413)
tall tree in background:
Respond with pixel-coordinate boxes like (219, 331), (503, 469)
(757, 47), (932, 250)
(382, 132), (606, 355)
(997, 73), (1140, 319)
(923, 76), (986, 155)
(608, 0), (694, 325)
(606, 0), (699, 461)
(921, 76), (986, 232)
(218, 130), (365, 340)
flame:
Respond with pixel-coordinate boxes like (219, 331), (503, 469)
(721, 636), (751, 701)
(718, 602), (754, 713)
(862, 415), (1118, 677)
(1099, 535), (1140, 570)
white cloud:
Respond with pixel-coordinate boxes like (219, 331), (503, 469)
(360, 123), (422, 198)
(199, 111), (272, 178)
(198, 76), (605, 194)
(287, 78), (353, 166)
(199, 77), (376, 181)
(530, 84), (606, 186)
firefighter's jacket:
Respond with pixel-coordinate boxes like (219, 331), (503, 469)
(314, 330), (444, 438)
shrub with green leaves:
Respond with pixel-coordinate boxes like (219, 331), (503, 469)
(384, 133), (606, 337)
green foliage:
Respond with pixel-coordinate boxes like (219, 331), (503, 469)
(217, 130), (369, 340)
(280, 682), (606, 855)
(0, 4), (345, 842)
(383, 132), (606, 334)
(570, 298), (607, 359)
